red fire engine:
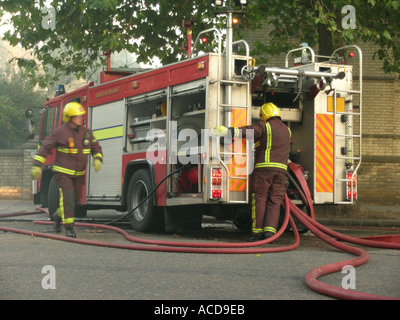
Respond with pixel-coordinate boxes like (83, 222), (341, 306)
(30, 11), (362, 233)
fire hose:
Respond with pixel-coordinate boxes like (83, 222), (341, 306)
(0, 195), (299, 253)
(0, 168), (399, 299)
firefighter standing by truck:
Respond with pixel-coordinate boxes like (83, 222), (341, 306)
(30, 102), (103, 238)
(214, 103), (291, 242)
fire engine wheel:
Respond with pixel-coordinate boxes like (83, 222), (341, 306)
(233, 216), (252, 231)
(127, 169), (164, 233)
(48, 175), (59, 220)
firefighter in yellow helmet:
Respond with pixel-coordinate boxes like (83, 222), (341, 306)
(31, 102), (103, 238)
(214, 102), (292, 242)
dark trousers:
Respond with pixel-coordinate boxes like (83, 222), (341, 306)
(250, 169), (287, 235)
(55, 173), (85, 226)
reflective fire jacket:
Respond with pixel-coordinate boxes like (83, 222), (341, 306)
(229, 117), (292, 174)
(33, 123), (103, 176)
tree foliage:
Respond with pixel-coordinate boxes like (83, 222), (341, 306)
(0, 95), (25, 149)
(0, 0), (399, 86)
(0, 68), (45, 148)
(243, 0), (400, 75)
(0, 0), (217, 86)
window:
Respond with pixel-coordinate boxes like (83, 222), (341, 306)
(40, 106), (55, 141)
(55, 104), (61, 128)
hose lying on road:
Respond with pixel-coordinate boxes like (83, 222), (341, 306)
(1, 198), (399, 300)
(0, 195), (300, 253)
(289, 202), (399, 300)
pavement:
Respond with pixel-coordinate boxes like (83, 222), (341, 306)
(1, 198), (400, 228)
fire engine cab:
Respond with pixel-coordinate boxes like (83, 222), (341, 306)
(30, 11), (362, 233)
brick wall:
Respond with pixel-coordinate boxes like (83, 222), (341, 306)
(0, 142), (37, 200)
(356, 43), (400, 205)
(359, 77), (400, 204)
(0, 149), (23, 199)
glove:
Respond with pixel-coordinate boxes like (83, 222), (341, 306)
(92, 159), (102, 172)
(30, 166), (42, 180)
(213, 126), (229, 136)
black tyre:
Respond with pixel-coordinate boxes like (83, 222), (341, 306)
(127, 169), (164, 232)
(232, 206), (252, 231)
(233, 215), (252, 231)
(47, 175), (59, 220)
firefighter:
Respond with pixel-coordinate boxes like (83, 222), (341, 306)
(213, 102), (291, 242)
(30, 102), (103, 238)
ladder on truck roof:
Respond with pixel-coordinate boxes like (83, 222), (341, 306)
(331, 45), (363, 204)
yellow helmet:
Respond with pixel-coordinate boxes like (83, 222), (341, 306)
(63, 102), (86, 123)
(260, 102), (281, 121)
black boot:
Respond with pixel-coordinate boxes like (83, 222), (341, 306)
(65, 226), (76, 238)
(248, 233), (263, 242)
(263, 232), (275, 240)
(52, 210), (62, 233)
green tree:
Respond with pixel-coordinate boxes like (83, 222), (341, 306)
(0, 68), (46, 148)
(242, 0), (400, 75)
(0, 95), (25, 148)
(1, 0), (399, 85)
(0, 0), (217, 86)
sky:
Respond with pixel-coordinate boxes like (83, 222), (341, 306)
(0, 12), (12, 37)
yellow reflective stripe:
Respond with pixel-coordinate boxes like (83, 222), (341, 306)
(93, 152), (103, 159)
(251, 194), (256, 230)
(58, 148), (96, 155)
(256, 122), (287, 170)
(254, 141), (260, 148)
(63, 217), (74, 224)
(59, 188), (74, 225)
(251, 194), (263, 234)
(264, 226), (277, 234)
(255, 162), (288, 170)
(57, 147), (78, 154)
(93, 125), (123, 141)
(34, 155), (46, 163)
(265, 123), (272, 163)
(53, 165), (85, 176)
(59, 188), (64, 220)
